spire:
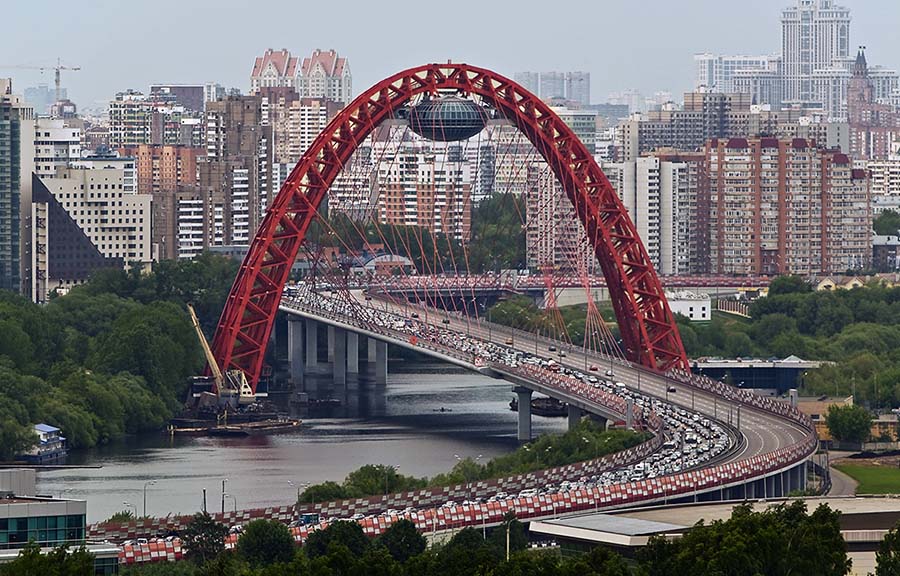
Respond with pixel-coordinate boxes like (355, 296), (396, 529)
(853, 46), (868, 77)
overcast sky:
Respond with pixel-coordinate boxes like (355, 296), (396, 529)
(2, 0), (897, 109)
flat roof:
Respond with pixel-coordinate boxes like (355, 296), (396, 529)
(0, 543), (120, 561)
(542, 514), (685, 536)
(614, 497), (900, 527)
(531, 497), (900, 548)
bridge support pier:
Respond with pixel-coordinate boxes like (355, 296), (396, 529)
(333, 328), (347, 386)
(567, 405), (582, 431)
(367, 336), (377, 363)
(374, 340), (388, 385)
(327, 326), (335, 362)
(625, 397), (634, 431)
(513, 387), (532, 441)
(765, 474), (775, 499)
(288, 317), (304, 386)
(305, 319), (318, 372)
(347, 332), (359, 374)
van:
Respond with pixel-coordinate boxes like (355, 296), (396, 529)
(518, 488), (538, 499)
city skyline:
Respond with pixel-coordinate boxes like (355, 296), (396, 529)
(4, 0), (900, 109)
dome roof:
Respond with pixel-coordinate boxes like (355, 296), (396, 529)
(408, 96), (488, 142)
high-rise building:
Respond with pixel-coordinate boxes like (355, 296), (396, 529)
(120, 144), (204, 260)
(109, 90), (152, 148)
(251, 49), (352, 105)
(701, 2), (898, 120)
(23, 84), (65, 116)
(540, 72), (566, 101)
(0, 79), (34, 294)
(565, 72), (591, 107)
(331, 135), (471, 242)
(32, 164), (152, 300)
(781, 0), (852, 106)
(694, 54), (780, 93)
(847, 48), (900, 161)
(197, 95), (272, 252)
(706, 137), (869, 276)
(616, 90), (848, 162)
(525, 163), (594, 274)
(109, 90), (204, 149)
(552, 105), (597, 154)
(149, 85), (206, 113)
(260, 88), (343, 165)
(297, 49), (352, 104)
(513, 72), (540, 96)
(250, 49), (299, 94)
(33, 118), (81, 177)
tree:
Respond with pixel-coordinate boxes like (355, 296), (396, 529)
(0, 400), (36, 462)
(488, 512), (528, 558)
(826, 404), (872, 444)
(304, 520), (369, 559)
(236, 519), (296, 567)
(105, 510), (136, 524)
(376, 518), (426, 563)
(875, 209), (900, 236)
(182, 512), (229, 565)
(636, 501), (849, 576)
(768, 275), (812, 296)
(876, 520), (900, 576)
(299, 480), (347, 504)
(559, 545), (631, 576)
(0, 541), (94, 576)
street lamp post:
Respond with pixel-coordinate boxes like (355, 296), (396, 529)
(142, 480), (156, 518)
(384, 465), (397, 496)
(222, 478), (228, 515)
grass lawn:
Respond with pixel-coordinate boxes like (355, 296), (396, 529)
(834, 464), (900, 494)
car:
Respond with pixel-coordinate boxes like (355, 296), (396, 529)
(505, 337), (514, 345)
(667, 385), (677, 393)
(442, 318), (450, 324)
(589, 365), (599, 371)
(411, 312), (419, 318)
(605, 370), (614, 377)
(228, 525), (243, 535)
(136, 538), (149, 545)
(350, 513), (365, 521)
(549, 345), (557, 352)
(518, 488), (538, 498)
(559, 351), (567, 358)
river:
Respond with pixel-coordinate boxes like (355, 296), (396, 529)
(35, 364), (566, 523)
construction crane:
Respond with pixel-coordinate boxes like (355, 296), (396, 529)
(187, 304), (255, 406)
(0, 58), (81, 102)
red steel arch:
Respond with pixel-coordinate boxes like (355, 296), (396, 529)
(210, 63), (688, 390)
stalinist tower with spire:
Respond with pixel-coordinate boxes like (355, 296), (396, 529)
(847, 46), (900, 161)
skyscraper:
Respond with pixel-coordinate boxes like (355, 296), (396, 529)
(781, 0), (851, 106)
(565, 72), (591, 106)
(540, 72), (566, 100)
(0, 79), (34, 294)
(197, 95), (273, 252)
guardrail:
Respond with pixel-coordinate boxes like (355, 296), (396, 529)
(92, 292), (816, 555)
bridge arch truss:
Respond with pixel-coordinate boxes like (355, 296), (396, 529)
(211, 63), (688, 389)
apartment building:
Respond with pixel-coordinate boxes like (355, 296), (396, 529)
(32, 164), (152, 300)
(706, 137), (869, 276)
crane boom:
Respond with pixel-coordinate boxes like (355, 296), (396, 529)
(187, 304), (224, 385)
(0, 59), (80, 103)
